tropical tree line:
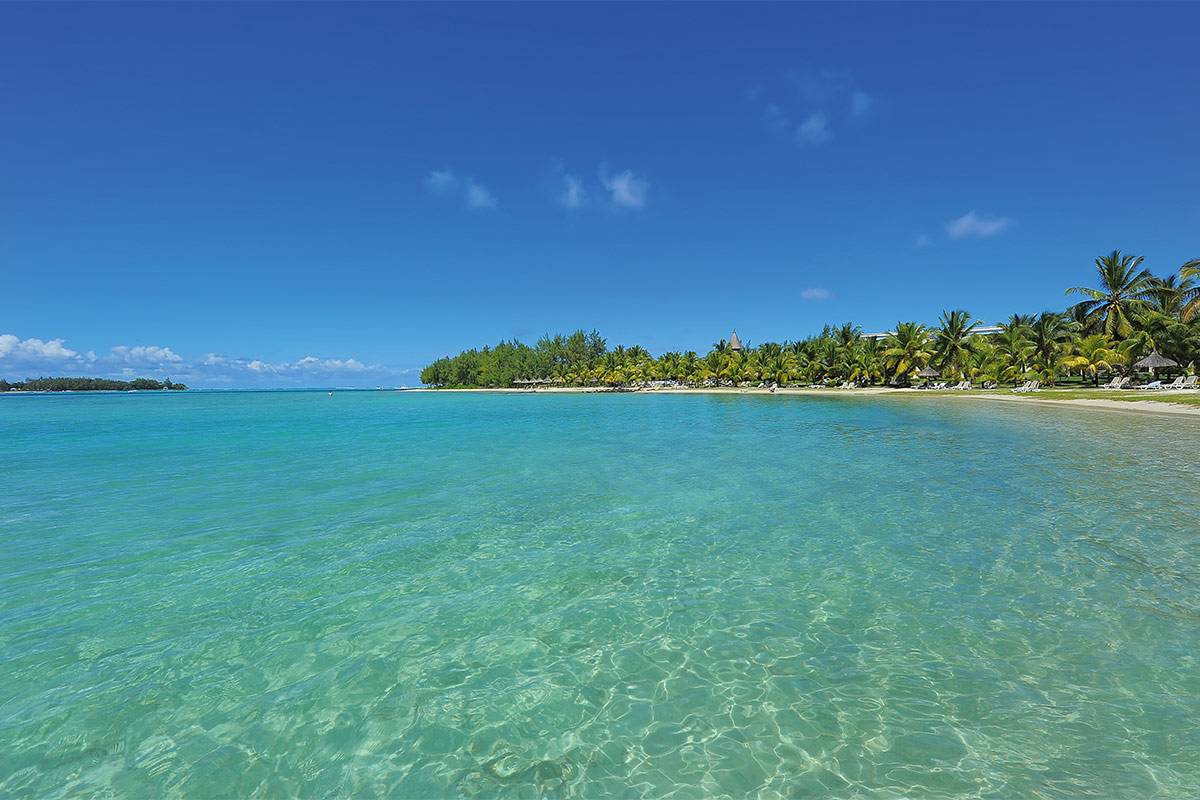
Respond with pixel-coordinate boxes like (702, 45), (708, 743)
(0, 377), (187, 392)
(421, 250), (1200, 388)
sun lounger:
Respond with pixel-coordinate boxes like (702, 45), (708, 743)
(1138, 380), (1163, 390)
(1181, 375), (1198, 389)
(1098, 376), (1120, 389)
(1160, 376), (1186, 390)
(1011, 381), (1031, 393)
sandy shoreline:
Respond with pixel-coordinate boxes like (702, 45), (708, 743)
(426, 385), (1200, 418)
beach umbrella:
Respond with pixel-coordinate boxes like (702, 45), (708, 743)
(916, 366), (939, 378)
(1133, 351), (1178, 375)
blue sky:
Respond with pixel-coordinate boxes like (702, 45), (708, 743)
(2, 3), (1198, 387)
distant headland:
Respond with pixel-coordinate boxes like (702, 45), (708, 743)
(0, 377), (187, 392)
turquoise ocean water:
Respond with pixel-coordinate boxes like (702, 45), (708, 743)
(2, 391), (1199, 798)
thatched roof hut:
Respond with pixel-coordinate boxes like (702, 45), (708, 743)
(1134, 351), (1178, 372)
(916, 366), (940, 378)
(729, 330), (744, 352)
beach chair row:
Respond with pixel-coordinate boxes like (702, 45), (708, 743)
(1099, 375), (1197, 390)
(1011, 380), (1041, 393)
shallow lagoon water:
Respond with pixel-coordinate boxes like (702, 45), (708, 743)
(2, 391), (1199, 798)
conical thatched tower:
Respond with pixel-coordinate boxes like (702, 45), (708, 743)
(729, 330), (744, 352)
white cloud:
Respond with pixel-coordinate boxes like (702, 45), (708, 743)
(424, 169), (459, 195)
(109, 345), (183, 365)
(796, 113), (831, 144)
(465, 180), (496, 209)
(601, 168), (649, 210)
(0, 334), (78, 361)
(424, 169), (495, 209)
(801, 288), (834, 301)
(424, 170), (458, 195)
(754, 71), (874, 147)
(1, 331), (412, 388)
(851, 91), (872, 117)
(558, 175), (586, 208)
(946, 211), (1014, 239)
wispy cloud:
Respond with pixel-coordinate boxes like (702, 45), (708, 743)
(801, 288), (834, 301)
(796, 113), (831, 144)
(423, 169), (459, 195)
(753, 70), (873, 146)
(465, 180), (496, 209)
(601, 168), (649, 210)
(423, 169), (496, 210)
(946, 211), (1014, 239)
(1, 332), (412, 388)
(558, 174), (586, 208)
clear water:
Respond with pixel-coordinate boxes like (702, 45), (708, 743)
(2, 391), (1199, 799)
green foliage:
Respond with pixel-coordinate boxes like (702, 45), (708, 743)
(423, 250), (1200, 388)
(0, 377), (187, 392)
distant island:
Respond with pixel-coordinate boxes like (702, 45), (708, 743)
(421, 250), (1199, 390)
(0, 377), (187, 392)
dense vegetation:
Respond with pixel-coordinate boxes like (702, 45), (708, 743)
(421, 250), (1200, 388)
(0, 377), (187, 392)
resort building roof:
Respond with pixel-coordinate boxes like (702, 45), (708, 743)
(862, 323), (1003, 341)
(729, 330), (744, 351)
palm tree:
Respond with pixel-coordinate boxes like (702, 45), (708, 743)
(680, 351), (701, 384)
(1028, 311), (1073, 366)
(760, 353), (793, 386)
(1062, 334), (1119, 385)
(1146, 273), (1195, 318)
(965, 342), (1008, 388)
(883, 322), (931, 383)
(833, 323), (862, 349)
(1179, 257), (1200, 322)
(1066, 250), (1154, 338)
(993, 322), (1033, 386)
(932, 310), (978, 378)
(757, 341), (784, 359)
(1138, 311), (1200, 370)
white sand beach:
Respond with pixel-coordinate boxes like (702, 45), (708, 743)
(425, 386), (1200, 418)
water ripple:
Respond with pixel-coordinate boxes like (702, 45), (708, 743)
(2, 392), (1199, 797)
